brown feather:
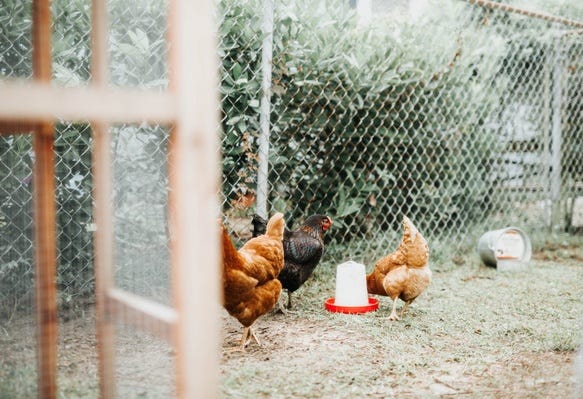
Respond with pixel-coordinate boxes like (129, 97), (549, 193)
(366, 216), (431, 320)
(222, 213), (285, 330)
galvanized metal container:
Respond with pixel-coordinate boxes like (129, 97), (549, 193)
(477, 227), (532, 270)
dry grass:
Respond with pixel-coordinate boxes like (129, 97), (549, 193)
(1, 241), (581, 398)
(220, 242), (583, 398)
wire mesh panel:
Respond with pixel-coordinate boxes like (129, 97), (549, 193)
(1, 0), (174, 397)
(217, 0), (266, 243)
(0, 0), (582, 397)
(107, 0), (171, 303)
(0, 135), (37, 398)
(0, 0), (33, 79)
(0, 1), (36, 396)
(561, 31), (583, 233)
(111, 124), (170, 305)
(0, 135), (34, 316)
(218, 0), (583, 264)
(106, 0), (175, 395)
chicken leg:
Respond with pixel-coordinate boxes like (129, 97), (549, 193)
(238, 326), (261, 351)
(276, 290), (295, 314)
(400, 299), (414, 318)
(388, 297), (400, 321)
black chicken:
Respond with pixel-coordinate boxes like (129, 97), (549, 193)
(252, 213), (333, 310)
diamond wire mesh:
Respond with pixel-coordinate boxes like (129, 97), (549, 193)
(0, 0), (174, 396)
(108, 0), (174, 396)
(562, 33), (583, 233)
(220, 0), (583, 265)
(0, 0), (581, 396)
(107, 0), (170, 304)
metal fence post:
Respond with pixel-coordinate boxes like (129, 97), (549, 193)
(256, 0), (274, 219)
(550, 34), (563, 231)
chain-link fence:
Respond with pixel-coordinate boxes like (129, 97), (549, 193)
(220, 0), (583, 259)
(0, 0), (173, 395)
(1, 0), (582, 316)
(0, 0), (582, 394)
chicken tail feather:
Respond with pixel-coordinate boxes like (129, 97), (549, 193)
(265, 212), (285, 241)
(221, 226), (242, 269)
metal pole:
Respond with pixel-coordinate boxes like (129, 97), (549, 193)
(550, 35), (563, 230)
(542, 42), (552, 229)
(256, 0), (274, 219)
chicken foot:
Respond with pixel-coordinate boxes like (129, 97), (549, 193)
(388, 298), (400, 321)
(400, 299), (413, 317)
(237, 326), (261, 351)
(276, 300), (288, 314)
(276, 291), (296, 314)
(388, 299), (415, 321)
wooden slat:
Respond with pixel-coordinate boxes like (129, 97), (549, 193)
(33, 126), (57, 399)
(0, 121), (37, 135)
(168, 0), (221, 397)
(92, 131), (114, 399)
(0, 82), (176, 124)
(32, 1), (57, 398)
(107, 289), (178, 342)
(91, 120), (116, 399)
(90, 1), (116, 398)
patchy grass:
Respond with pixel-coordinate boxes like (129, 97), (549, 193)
(1, 242), (581, 398)
(221, 243), (583, 398)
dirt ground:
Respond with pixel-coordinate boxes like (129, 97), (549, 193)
(1, 242), (582, 398)
(220, 243), (583, 398)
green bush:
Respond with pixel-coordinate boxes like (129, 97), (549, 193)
(260, 0), (507, 239)
(1, 0), (579, 315)
(219, 0), (264, 204)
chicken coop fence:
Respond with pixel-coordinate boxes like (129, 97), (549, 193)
(0, 1), (582, 393)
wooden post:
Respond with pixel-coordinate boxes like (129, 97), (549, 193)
(90, 0), (116, 398)
(32, 0), (57, 398)
(92, 120), (115, 399)
(168, 0), (221, 397)
(33, 125), (57, 399)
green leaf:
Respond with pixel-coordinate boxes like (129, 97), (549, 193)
(128, 28), (150, 53)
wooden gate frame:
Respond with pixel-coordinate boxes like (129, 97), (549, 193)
(0, 1), (221, 398)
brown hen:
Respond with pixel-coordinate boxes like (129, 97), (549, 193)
(222, 212), (285, 350)
(366, 216), (431, 321)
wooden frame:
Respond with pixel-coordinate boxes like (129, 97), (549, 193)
(0, 1), (221, 398)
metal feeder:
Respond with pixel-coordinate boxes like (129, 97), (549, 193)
(477, 227), (532, 271)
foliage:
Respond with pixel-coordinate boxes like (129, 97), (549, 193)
(218, 0), (264, 204)
(0, 136), (34, 315)
(0, 0), (581, 316)
(0, 0), (169, 315)
(262, 0), (507, 238)
(0, 0), (32, 78)
(108, 0), (167, 88)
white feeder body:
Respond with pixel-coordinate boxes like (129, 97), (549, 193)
(334, 261), (369, 306)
